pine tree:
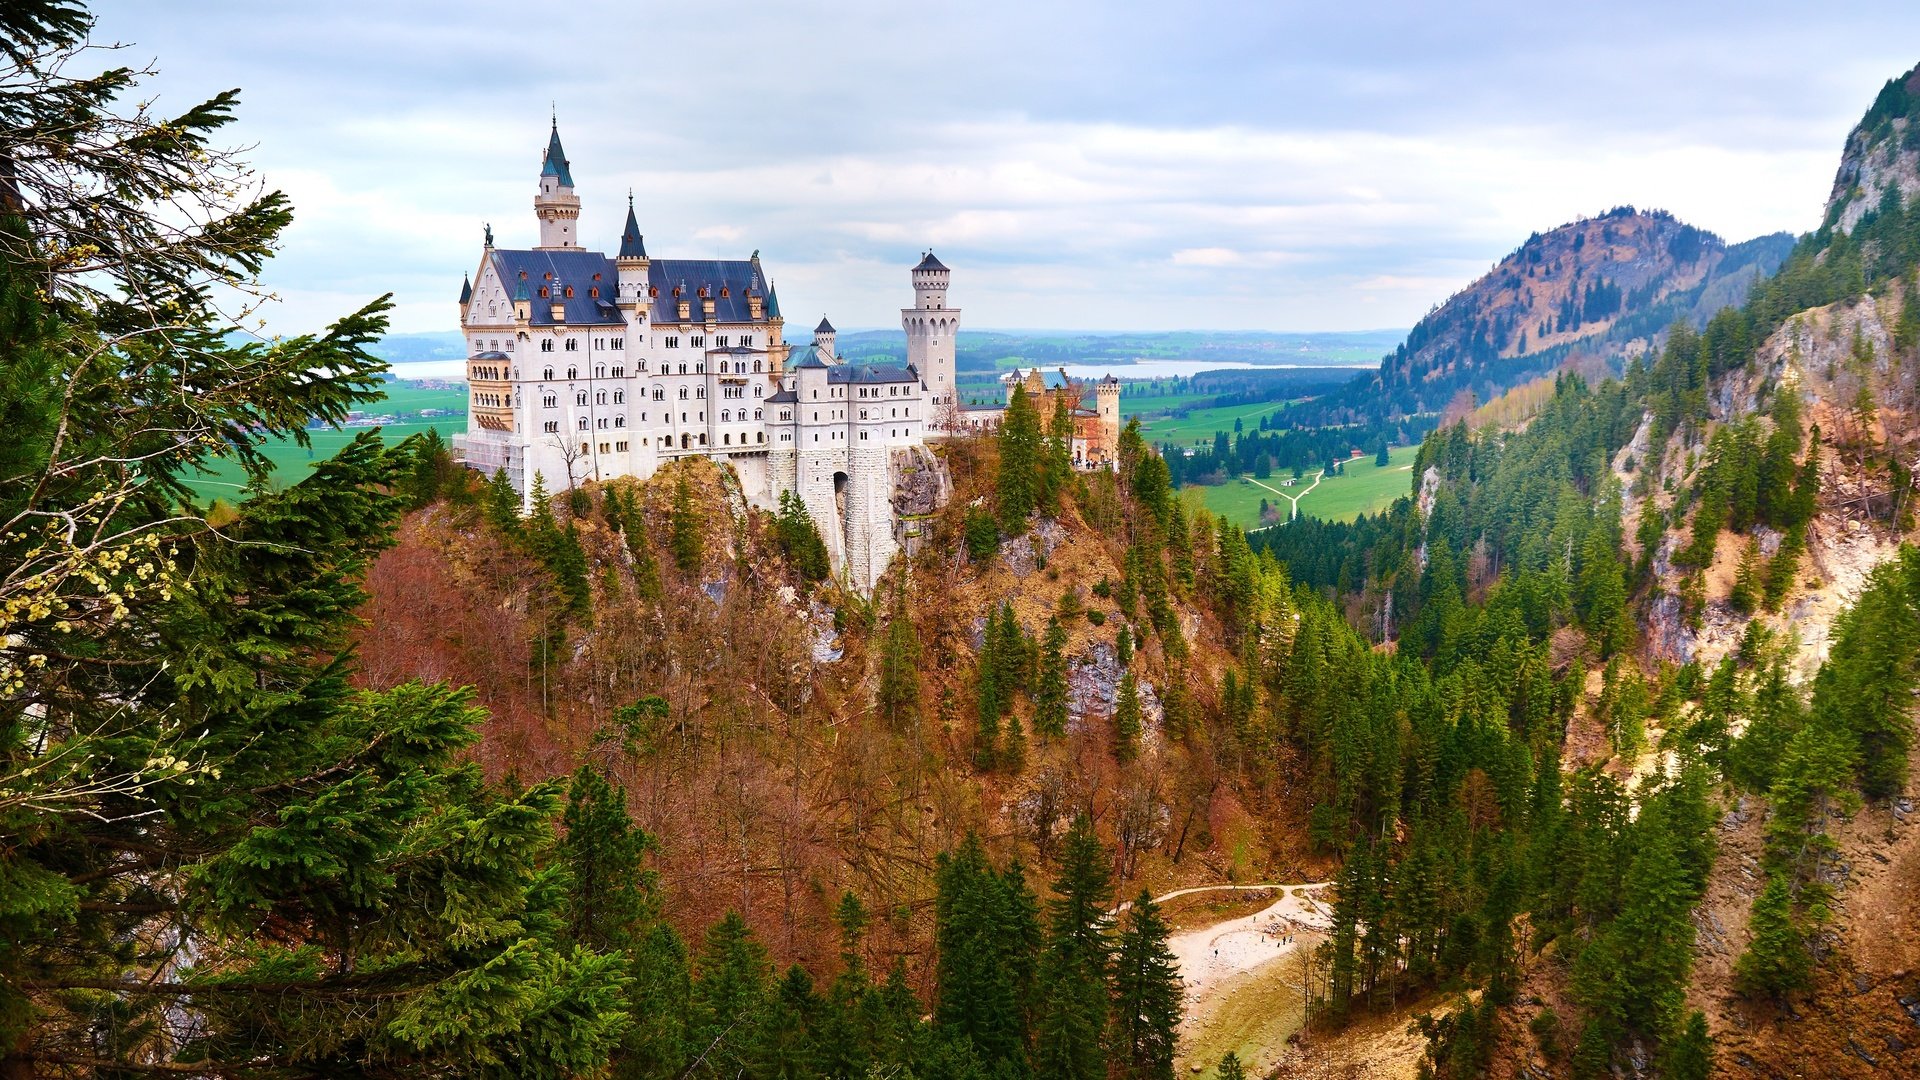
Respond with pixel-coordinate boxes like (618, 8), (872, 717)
(1111, 890), (1182, 1080)
(934, 835), (1039, 1072)
(999, 384), (1042, 531)
(689, 911), (774, 1077)
(487, 467), (523, 531)
(878, 581), (923, 729)
(1033, 815), (1113, 1080)
(1045, 392), (1075, 509)
(1730, 536), (1761, 614)
(1216, 1051), (1248, 1080)
(1664, 1011), (1715, 1080)
(561, 766), (657, 951)
(1035, 617), (1071, 737)
(617, 484), (664, 601)
(0, 14), (630, 1072)
(1113, 670), (1143, 762)
(1116, 624), (1134, 669)
(1734, 874), (1811, 1000)
(670, 467), (704, 573)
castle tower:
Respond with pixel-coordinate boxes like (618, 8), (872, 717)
(814, 316), (837, 361)
(615, 194), (649, 303)
(534, 120), (581, 249)
(902, 252), (959, 428)
(1096, 375), (1122, 463)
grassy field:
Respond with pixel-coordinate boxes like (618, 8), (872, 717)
(1132, 399), (1299, 447)
(179, 380), (467, 502)
(1190, 444), (1419, 531)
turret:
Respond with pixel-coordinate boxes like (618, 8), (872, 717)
(1095, 375), (1122, 463)
(615, 194), (649, 305)
(902, 252), (960, 428)
(814, 316), (837, 361)
(534, 119), (581, 249)
(458, 273), (472, 320)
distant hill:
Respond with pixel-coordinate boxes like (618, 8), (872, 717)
(1350, 207), (1793, 420)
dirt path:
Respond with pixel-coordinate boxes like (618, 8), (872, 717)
(1162, 882), (1335, 1077)
(1247, 472), (1323, 521)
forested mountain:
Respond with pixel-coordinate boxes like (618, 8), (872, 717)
(1296, 212), (1793, 429)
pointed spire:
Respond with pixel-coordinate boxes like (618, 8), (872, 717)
(766, 280), (782, 319)
(540, 118), (575, 188)
(619, 198), (647, 259)
(815, 316), (835, 334)
(458, 273), (472, 305)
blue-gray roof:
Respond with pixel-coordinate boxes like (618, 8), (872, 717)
(648, 259), (769, 324)
(791, 345), (830, 369)
(829, 362), (918, 385)
(815, 316), (835, 334)
(541, 124), (574, 187)
(488, 248), (624, 326)
(766, 387), (797, 403)
(915, 251), (948, 272)
(459, 274), (472, 304)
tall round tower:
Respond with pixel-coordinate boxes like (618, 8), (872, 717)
(902, 252), (959, 429)
(534, 120), (581, 249)
(1095, 375), (1122, 465)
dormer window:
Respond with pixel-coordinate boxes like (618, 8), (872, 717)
(538, 286), (549, 299)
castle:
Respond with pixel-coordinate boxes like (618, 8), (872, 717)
(955, 368), (1123, 468)
(453, 122), (956, 588)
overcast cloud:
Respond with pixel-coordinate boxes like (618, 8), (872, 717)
(86, 1), (1920, 335)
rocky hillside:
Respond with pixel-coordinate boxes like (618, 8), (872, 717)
(1363, 208), (1791, 419)
(1826, 63), (1920, 233)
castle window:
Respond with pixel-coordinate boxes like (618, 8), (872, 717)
(678, 364), (686, 375)
(611, 338), (623, 350)
(699, 434), (707, 445)
(757, 432), (764, 443)
(742, 336), (753, 347)
(692, 336), (705, 348)
(541, 340), (554, 353)
(753, 359), (762, 372)
(543, 394), (557, 408)
(565, 338), (578, 352)
(612, 366), (624, 377)
(505, 341), (514, 353)
(576, 391), (588, 406)
(665, 337), (678, 349)
(538, 286), (549, 299)
(720, 410), (730, 422)
(543, 420), (558, 433)
(613, 390), (624, 404)
(615, 416), (624, 428)
(679, 388), (688, 400)
(596, 365), (605, 377)
(654, 387), (665, 401)
(567, 367), (577, 379)
(695, 362), (705, 374)
(860, 431), (867, 440)
(754, 408), (762, 420)
(723, 434), (731, 445)
(598, 417), (608, 429)
(616, 440), (628, 452)
(696, 387), (705, 399)
(578, 418), (589, 431)
(717, 336), (729, 348)
(564, 286), (574, 299)
(595, 391), (607, 405)
(753, 384), (761, 396)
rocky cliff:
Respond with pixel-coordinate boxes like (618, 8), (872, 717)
(1826, 63), (1920, 233)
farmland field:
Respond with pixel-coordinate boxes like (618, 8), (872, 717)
(1188, 445), (1420, 531)
(1133, 399), (1302, 447)
(179, 380), (466, 502)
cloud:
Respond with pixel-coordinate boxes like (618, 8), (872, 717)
(84, 0), (1920, 335)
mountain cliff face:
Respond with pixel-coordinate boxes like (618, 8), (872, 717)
(1826, 63), (1920, 233)
(1367, 209), (1791, 417)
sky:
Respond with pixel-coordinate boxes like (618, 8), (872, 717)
(84, 1), (1920, 336)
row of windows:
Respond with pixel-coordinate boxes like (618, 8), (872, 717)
(854, 385), (910, 398)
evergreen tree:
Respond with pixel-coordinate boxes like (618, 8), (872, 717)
(1035, 617), (1071, 738)
(934, 835), (1040, 1072)
(775, 488), (832, 583)
(1045, 392), (1076, 509)
(1113, 670), (1144, 762)
(0, 11), (630, 1072)
(688, 911), (773, 1078)
(999, 385), (1042, 531)
(1730, 536), (1761, 614)
(617, 484), (664, 601)
(1216, 1051), (1247, 1080)
(878, 580), (924, 729)
(487, 467), (523, 531)
(1033, 815), (1113, 1080)
(561, 766), (657, 951)
(670, 468), (704, 573)
(1734, 874), (1811, 1000)
(1111, 890), (1182, 1080)
(1664, 1011), (1715, 1080)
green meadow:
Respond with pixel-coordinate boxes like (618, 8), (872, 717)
(1189, 444), (1419, 531)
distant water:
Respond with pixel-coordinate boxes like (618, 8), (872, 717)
(385, 357), (1371, 383)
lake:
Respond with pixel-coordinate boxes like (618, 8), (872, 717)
(386, 358), (1372, 383)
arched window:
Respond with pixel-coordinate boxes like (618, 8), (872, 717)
(576, 391), (588, 406)
(543, 367), (553, 380)
(577, 417), (588, 431)
(540, 339), (554, 353)
(566, 367), (577, 379)
(564, 338), (578, 352)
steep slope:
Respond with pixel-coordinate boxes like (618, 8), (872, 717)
(1825, 62), (1920, 233)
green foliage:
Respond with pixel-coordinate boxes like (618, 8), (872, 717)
(774, 488), (832, 584)
(487, 468), (523, 531)
(1110, 890), (1181, 1080)
(1734, 874), (1811, 1000)
(999, 385), (1042, 531)
(964, 504), (1000, 561)
(877, 582), (923, 729)
(1034, 617), (1070, 738)
(1112, 670), (1143, 762)
(669, 469), (704, 573)
(1032, 815), (1112, 1080)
